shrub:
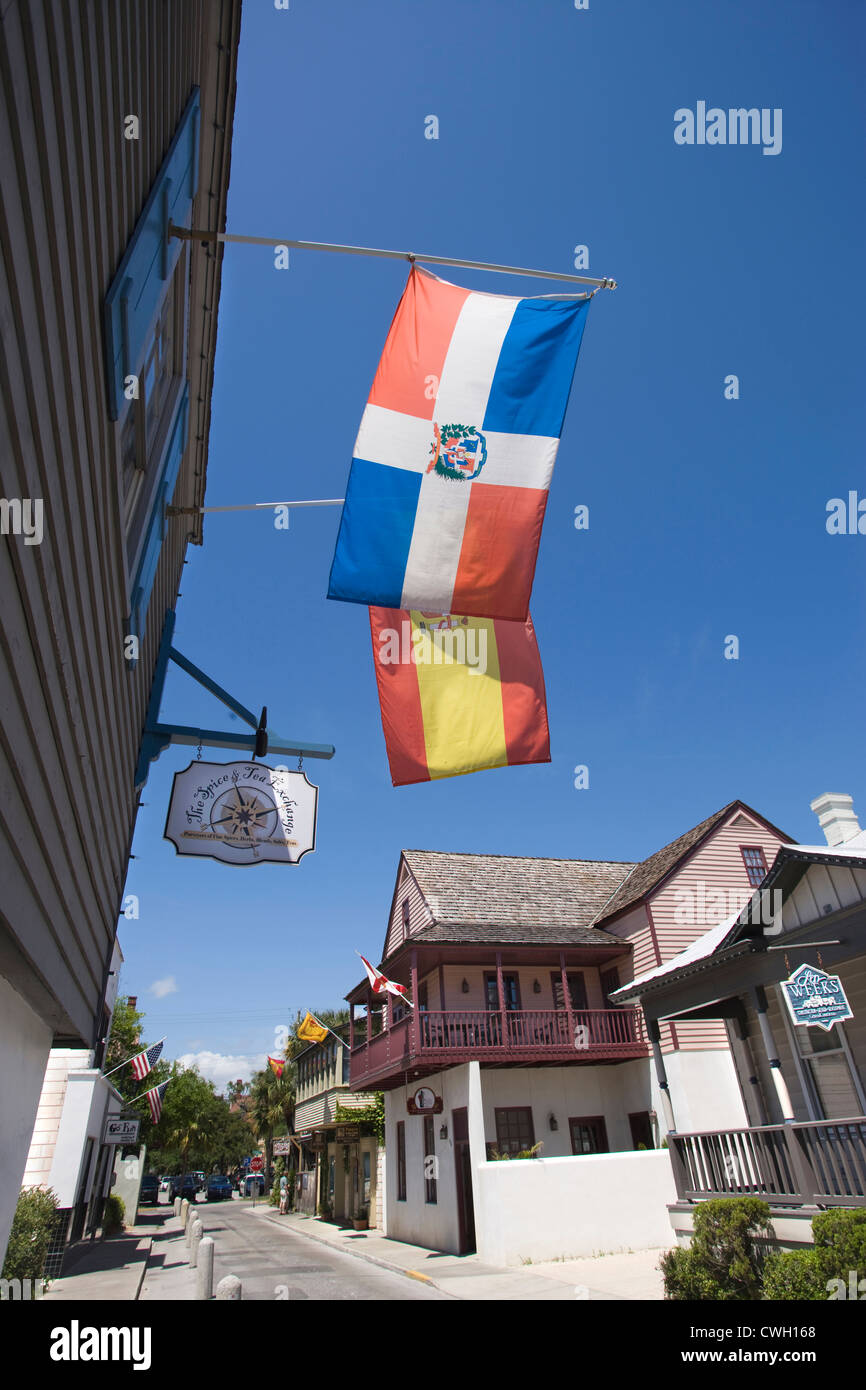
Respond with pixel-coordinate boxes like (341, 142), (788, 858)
(102, 1195), (125, 1236)
(811, 1207), (866, 1279)
(661, 1197), (773, 1300)
(2, 1187), (59, 1283)
(762, 1249), (828, 1300)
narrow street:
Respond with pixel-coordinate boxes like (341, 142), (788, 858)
(190, 1199), (449, 1302)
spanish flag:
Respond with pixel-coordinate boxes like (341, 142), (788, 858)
(296, 1012), (330, 1045)
(268, 1056), (286, 1078)
(370, 608), (550, 785)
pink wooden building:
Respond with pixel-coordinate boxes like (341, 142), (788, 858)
(345, 801), (791, 1262)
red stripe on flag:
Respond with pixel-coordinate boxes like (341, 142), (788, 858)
(451, 484), (548, 621)
(369, 607), (430, 787)
(367, 267), (470, 421)
(494, 615), (551, 767)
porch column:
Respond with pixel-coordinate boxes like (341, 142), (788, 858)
(559, 950), (574, 1048)
(495, 952), (507, 1049)
(438, 963), (445, 1011)
(348, 1003), (355, 1053)
(410, 949), (420, 1054)
(466, 1060), (488, 1258)
(647, 1018), (677, 1133)
(752, 985), (795, 1122)
(365, 990), (372, 1058)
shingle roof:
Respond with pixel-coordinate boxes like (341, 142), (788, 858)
(590, 802), (744, 925)
(400, 849), (634, 945)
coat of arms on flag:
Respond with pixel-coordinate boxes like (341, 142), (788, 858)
(328, 265), (592, 622)
(369, 607), (550, 785)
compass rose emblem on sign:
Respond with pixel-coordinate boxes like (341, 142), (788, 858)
(164, 760), (318, 866)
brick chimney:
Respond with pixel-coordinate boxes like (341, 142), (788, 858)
(810, 793), (862, 847)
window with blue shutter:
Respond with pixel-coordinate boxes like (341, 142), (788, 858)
(127, 384), (189, 642)
(103, 88), (200, 422)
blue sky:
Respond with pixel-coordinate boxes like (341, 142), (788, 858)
(121, 0), (866, 1087)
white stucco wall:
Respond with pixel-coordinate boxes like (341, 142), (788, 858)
(22, 1049), (94, 1189)
(475, 1150), (677, 1265)
(0, 974), (53, 1263)
(384, 1065), (472, 1254)
(47, 1072), (121, 1208)
(479, 1061), (655, 1155)
(662, 1046), (748, 1133)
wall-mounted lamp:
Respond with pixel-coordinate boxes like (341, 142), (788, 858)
(461, 979), (469, 993)
(439, 1124), (448, 1140)
(532, 979), (541, 994)
(548, 1113), (558, 1132)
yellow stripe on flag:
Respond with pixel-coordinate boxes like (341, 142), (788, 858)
(411, 613), (507, 778)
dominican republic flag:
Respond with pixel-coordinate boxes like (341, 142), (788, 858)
(328, 266), (591, 622)
(370, 608), (550, 785)
(358, 953), (413, 1006)
(144, 1081), (170, 1124)
(130, 1039), (164, 1082)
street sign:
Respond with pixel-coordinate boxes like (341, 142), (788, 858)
(780, 964), (853, 1032)
(103, 1118), (140, 1144)
(273, 1138), (292, 1156)
(249, 1155), (264, 1172)
(164, 760), (318, 866)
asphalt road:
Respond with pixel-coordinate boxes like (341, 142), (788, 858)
(191, 1198), (448, 1301)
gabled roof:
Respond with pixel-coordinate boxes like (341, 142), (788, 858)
(591, 800), (792, 926)
(399, 849), (634, 945)
(612, 841), (866, 1001)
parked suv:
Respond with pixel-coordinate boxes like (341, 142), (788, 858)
(138, 1175), (160, 1206)
(206, 1174), (233, 1202)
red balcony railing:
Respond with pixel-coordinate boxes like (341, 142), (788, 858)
(350, 1008), (646, 1087)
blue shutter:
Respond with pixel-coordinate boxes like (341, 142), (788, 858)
(128, 385), (189, 642)
(103, 88), (201, 421)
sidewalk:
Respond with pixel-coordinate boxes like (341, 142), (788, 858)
(42, 1208), (195, 1302)
(245, 1207), (667, 1300)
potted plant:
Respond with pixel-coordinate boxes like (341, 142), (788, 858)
(352, 1205), (369, 1231)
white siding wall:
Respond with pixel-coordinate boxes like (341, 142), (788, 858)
(0, 976), (53, 1259)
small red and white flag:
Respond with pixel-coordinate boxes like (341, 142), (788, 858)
(358, 954), (413, 1007)
(130, 1039), (165, 1082)
(144, 1081), (170, 1124)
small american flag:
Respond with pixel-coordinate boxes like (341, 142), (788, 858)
(130, 1039), (165, 1081)
(144, 1081), (170, 1124)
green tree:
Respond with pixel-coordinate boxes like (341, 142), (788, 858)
(104, 996), (170, 1118)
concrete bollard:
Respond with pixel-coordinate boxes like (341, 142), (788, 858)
(180, 1198), (190, 1229)
(186, 1213), (201, 1249)
(174, 1197), (181, 1218)
(216, 1274), (242, 1300)
(190, 1219), (203, 1267)
(196, 1237), (214, 1300)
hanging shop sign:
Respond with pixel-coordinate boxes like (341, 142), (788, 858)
(272, 1138), (292, 1157)
(780, 964), (853, 1032)
(103, 1118), (140, 1144)
(164, 760), (317, 866)
(407, 1087), (442, 1115)
(335, 1124), (360, 1142)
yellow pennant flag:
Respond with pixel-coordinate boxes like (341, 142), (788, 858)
(268, 1056), (286, 1078)
(297, 1011), (329, 1045)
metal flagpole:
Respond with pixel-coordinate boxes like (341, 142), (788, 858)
(102, 1039), (166, 1080)
(168, 223), (617, 290)
(166, 499), (344, 517)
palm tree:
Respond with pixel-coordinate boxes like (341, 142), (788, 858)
(249, 1067), (295, 1192)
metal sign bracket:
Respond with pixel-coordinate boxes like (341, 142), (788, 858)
(134, 609), (335, 787)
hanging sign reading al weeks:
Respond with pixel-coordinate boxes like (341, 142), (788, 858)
(780, 964), (853, 1032)
(164, 761), (317, 866)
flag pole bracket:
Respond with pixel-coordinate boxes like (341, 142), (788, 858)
(134, 609), (335, 788)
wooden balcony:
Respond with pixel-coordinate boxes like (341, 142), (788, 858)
(669, 1117), (866, 1208)
(349, 1007), (648, 1090)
